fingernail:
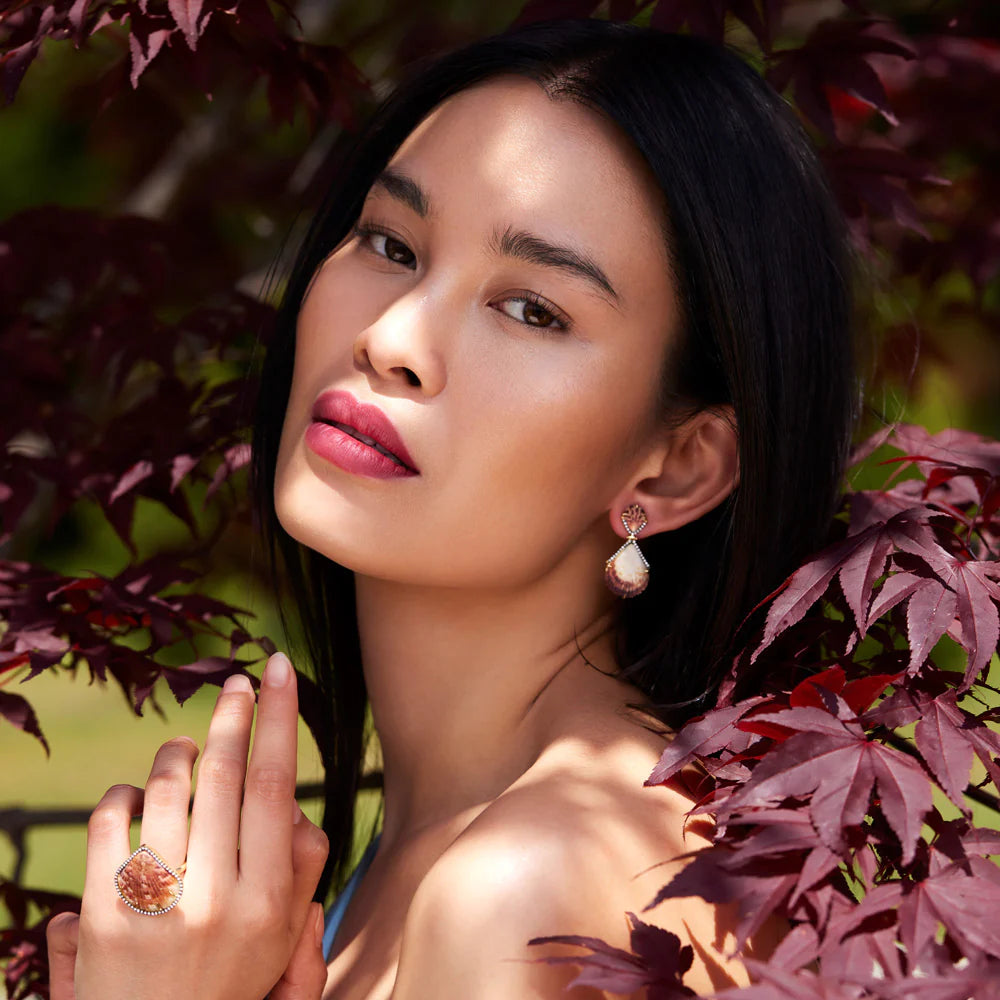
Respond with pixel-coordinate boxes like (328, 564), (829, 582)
(293, 800), (304, 824)
(222, 673), (253, 695)
(314, 903), (325, 948)
(263, 652), (292, 688)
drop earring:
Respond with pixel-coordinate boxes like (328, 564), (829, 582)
(604, 503), (649, 598)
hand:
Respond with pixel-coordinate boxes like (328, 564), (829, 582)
(47, 652), (329, 1000)
(268, 901), (330, 1000)
(48, 904), (329, 1000)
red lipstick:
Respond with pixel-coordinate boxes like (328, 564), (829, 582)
(305, 390), (419, 479)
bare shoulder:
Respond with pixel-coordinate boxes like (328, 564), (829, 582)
(390, 733), (755, 999)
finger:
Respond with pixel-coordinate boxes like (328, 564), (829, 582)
(187, 673), (256, 883)
(268, 902), (328, 1000)
(239, 652), (298, 886)
(288, 806), (330, 935)
(83, 784), (144, 906)
(139, 735), (199, 872)
(46, 911), (79, 1000)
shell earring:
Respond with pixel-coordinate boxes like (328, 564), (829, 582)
(604, 504), (649, 598)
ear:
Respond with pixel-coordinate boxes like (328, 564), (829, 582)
(608, 407), (738, 538)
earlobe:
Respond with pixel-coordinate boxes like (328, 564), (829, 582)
(610, 407), (738, 539)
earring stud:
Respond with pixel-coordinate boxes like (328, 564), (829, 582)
(604, 504), (649, 598)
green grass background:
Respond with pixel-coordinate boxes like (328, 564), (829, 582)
(0, 670), (330, 896)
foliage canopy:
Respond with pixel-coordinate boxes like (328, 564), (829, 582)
(2, 1), (999, 997)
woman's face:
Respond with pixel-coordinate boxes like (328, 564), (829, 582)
(275, 77), (680, 590)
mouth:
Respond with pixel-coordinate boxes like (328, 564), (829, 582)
(309, 389), (419, 476)
(318, 419), (410, 468)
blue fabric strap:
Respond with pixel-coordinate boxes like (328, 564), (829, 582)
(322, 835), (381, 960)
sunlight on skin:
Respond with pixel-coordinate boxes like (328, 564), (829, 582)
(268, 76), (743, 998)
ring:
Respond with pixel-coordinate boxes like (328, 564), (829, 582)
(114, 844), (186, 915)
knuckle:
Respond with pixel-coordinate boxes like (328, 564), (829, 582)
(186, 899), (225, 933)
(242, 901), (268, 932)
(214, 692), (253, 719)
(80, 910), (123, 946)
(144, 771), (189, 803)
(244, 899), (283, 935)
(88, 790), (132, 837)
(294, 826), (330, 866)
(247, 764), (293, 803)
(260, 880), (292, 917)
(311, 825), (331, 856)
(100, 918), (139, 950)
(300, 841), (330, 870)
(99, 782), (136, 805)
(46, 912), (77, 946)
(87, 809), (119, 838)
(196, 755), (245, 797)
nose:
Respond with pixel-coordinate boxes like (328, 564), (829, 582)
(352, 290), (447, 397)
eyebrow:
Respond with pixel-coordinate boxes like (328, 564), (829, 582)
(489, 226), (620, 306)
(372, 169), (429, 217)
(369, 169), (621, 306)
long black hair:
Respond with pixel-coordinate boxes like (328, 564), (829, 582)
(252, 19), (856, 900)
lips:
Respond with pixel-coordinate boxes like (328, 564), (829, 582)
(308, 390), (419, 476)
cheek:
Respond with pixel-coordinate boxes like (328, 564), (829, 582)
(445, 349), (660, 550)
(272, 342), (321, 508)
(272, 288), (358, 537)
(278, 267), (370, 445)
(272, 404), (316, 549)
(495, 349), (658, 482)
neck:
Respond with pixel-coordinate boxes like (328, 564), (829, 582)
(355, 533), (631, 844)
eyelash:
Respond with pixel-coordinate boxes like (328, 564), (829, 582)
(351, 220), (572, 333)
(353, 221), (417, 269)
(497, 291), (571, 332)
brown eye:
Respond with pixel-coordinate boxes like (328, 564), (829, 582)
(383, 236), (415, 267)
(523, 301), (556, 327)
(355, 224), (417, 270)
(494, 295), (569, 332)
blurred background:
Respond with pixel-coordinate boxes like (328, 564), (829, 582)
(1, 0), (998, 969)
(1, 0), (526, 902)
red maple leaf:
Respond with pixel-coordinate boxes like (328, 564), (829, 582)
(767, 18), (915, 139)
(528, 912), (695, 998)
(719, 712), (932, 863)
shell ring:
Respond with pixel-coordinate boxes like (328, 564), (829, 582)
(114, 844), (186, 915)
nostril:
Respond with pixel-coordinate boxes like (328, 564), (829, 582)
(400, 367), (421, 388)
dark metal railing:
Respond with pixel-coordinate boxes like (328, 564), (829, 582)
(0, 774), (384, 885)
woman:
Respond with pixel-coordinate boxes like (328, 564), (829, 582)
(47, 19), (855, 999)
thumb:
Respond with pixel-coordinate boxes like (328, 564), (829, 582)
(46, 911), (80, 1000)
(270, 902), (328, 1000)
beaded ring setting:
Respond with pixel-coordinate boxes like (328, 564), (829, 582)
(114, 844), (186, 916)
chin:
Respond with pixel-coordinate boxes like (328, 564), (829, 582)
(274, 472), (335, 551)
(272, 476), (393, 581)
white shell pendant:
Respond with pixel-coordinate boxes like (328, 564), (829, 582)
(604, 503), (650, 598)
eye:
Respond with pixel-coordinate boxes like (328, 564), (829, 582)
(493, 292), (570, 332)
(354, 223), (417, 270)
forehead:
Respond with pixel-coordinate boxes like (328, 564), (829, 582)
(379, 77), (670, 273)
